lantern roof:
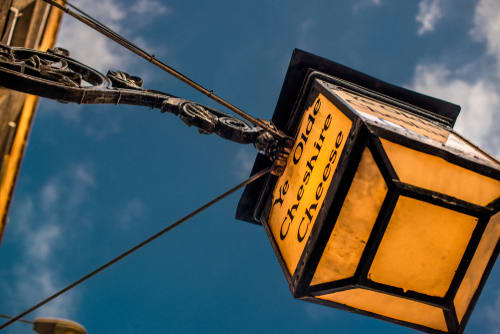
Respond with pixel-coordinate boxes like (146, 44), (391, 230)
(236, 49), (462, 224)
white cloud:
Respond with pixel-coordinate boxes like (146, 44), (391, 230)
(40, 102), (123, 141)
(57, 0), (130, 72)
(28, 224), (61, 261)
(416, 0), (443, 35)
(73, 164), (95, 187)
(47, 0), (173, 140)
(117, 198), (147, 229)
(410, 64), (500, 158)
(41, 182), (59, 213)
(82, 114), (121, 140)
(12, 264), (74, 319)
(353, 0), (382, 13)
(14, 197), (34, 232)
(233, 147), (256, 179)
(410, 0), (500, 160)
(5, 164), (96, 318)
(69, 0), (126, 22)
(56, 0), (171, 72)
(486, 290), (500, 334)
(57, 19), (128, 72)
(471, 0), (500, 77)
(131, 0), (172, 15)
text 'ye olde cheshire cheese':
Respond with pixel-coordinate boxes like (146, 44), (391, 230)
(268, 94), (352, 275)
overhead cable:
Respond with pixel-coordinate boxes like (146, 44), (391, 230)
(0, 314), (33, 325)
(40, 0), (286, 140)
(0, 167), (271, 330)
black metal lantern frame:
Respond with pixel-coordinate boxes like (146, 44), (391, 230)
(237, 50), (500, 334)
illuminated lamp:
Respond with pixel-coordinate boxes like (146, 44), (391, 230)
(237, 49), (500, 333)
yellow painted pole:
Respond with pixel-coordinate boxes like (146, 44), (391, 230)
(0, 0), (65, 242)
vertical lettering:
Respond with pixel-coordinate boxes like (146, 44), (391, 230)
(273, 180), (289, 207)
(297, 185), (304, 201)
(313, 99), (321, 115)
(293, 142), (303, 164)
(316, 182), (323, 200)
(280, 217), (290, 240)
(297, 203), (318, 242)
(306, 114), (315, 135)
(336, 131), (343, 148)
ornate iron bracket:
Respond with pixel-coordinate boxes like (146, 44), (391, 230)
(0, 43), (291, 174)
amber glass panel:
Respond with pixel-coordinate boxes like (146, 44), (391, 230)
(311, 148), (387, 285)
(319, 288), (447, 331)
(267, 94), (353, 275)
(455, 210), (500, 322)
(369, 197), (477, 297)
(381, 139), (500, 206)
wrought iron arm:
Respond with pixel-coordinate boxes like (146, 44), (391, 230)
(0, 44), (291, 174)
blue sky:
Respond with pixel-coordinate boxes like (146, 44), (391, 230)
(1, 0), (500, 333)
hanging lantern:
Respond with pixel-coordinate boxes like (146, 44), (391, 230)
(237, 49), (500, 333)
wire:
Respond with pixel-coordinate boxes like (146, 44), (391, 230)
(0, 167), (271, 330)
(40, 0), (287, 140)
(0, 314), (33, 325)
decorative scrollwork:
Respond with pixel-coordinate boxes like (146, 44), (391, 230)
(26, 54), (83, 87)
(0, 44), (15, 62)
(0, 43), (291, 171)
(107, 70), (143, 90)
(47, 47), (70, 57)
(176, 102), (263, 144)
(179, 102), (218, 134)
(216, 116), (259, 143)
(0, 43), (108, 91)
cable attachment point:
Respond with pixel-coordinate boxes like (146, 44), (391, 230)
(254, 120), (292, 176)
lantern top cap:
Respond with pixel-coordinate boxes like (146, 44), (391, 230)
(274, 49), (460, 128)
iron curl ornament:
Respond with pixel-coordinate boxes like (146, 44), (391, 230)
(0, 43), (291, 174)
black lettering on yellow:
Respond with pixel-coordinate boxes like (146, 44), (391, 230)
(316, 182), (323, 200)
(336, 131), (343, 148)
(273, 180), (289, 207)
(298, 203), (318, 242)
(323, 163), (331, 181)
(280, 217), (290, 240)
(303, 170), (310, 185)
(293, 142), (303, 164)
(297, 185), (304, 201)
(313, 99), (321, 115)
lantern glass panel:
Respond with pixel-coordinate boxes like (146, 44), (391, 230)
(368, 196), (478, 297)
(381, 139), (500, 206)
(318, 288), (447, 331)
(311, 147), (387, 285)
(454, 211), (500, 322)
(267, 93), (353, 275)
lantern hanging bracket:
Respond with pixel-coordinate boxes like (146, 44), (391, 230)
(0, 43), (292, 174)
